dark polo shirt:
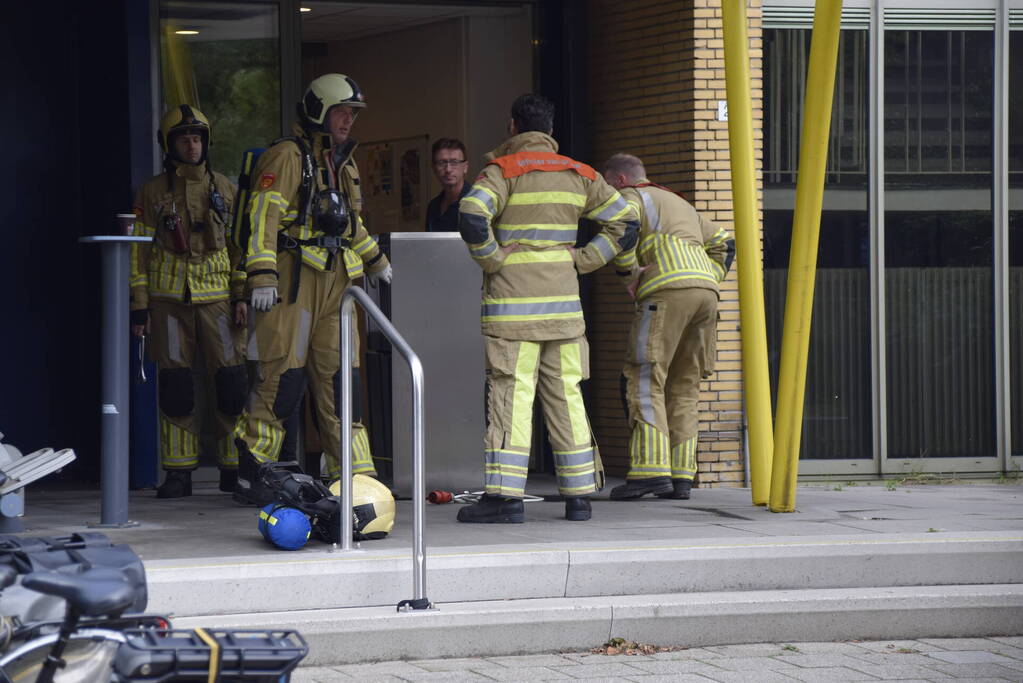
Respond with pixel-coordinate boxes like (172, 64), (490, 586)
(425, 181), (470, 232)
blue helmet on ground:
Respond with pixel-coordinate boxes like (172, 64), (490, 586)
(259, 505), (311, 550)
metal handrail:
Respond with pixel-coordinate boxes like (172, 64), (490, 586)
(338, 285), (430, 610)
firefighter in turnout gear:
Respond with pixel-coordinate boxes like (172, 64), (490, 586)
(456, 94), (639, 524)
(603, 153), (734, 500)
(234, 73), (391, 506)
(131, 105), (247, 498)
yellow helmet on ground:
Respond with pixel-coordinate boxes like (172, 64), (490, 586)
(158, 104), (211, 158)
(300, 74), (366, 129)
(329, 474), (394, 540)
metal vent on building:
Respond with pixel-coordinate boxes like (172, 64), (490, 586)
(1010, 9), (1023, 28)
(763, 6), (870, 29)
(882, 8), (996, 30)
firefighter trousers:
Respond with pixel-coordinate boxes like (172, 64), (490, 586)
(483, 335), (600, 499)
(148, 299), (247, 470)
(621, 287), (718, 483)
(238, 250), (374, 479)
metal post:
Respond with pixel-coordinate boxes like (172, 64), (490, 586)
(722, 0), (775, 506)
(769, 0), (843, 513)
(80, 234), (151, 527)
(339, 286), (430, 609)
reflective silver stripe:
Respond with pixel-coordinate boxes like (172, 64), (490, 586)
(635, 305), (655, 424)
(466, 187), (497, 215)
(553, 448), (594, 465)
(639, 190), (660, 233)
(473, 240), (498, 258)
(295, 309), (312, 365)
(495, 227), (578, 243)
(591, 233), (616, 263)
(167, 315), (182, 364)
(482, 299), (582, 318)
(217, 312), (235, 363)
(591, 194), (628, 222)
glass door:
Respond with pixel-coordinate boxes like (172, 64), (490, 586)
(882, 27), (997, 472)
(1010, 25), (1023, 470)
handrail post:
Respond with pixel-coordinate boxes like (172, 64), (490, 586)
(339, 285), (431, 610)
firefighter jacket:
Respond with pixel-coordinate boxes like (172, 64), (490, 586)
(243, 123), (388, 292)
(131, 163), (241, 311)
(613, 179), (734, 301)
(459, 131), (639, 341)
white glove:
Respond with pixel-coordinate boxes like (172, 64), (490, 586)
(250, 286), (278, 312)
(367, 264), (393, 286)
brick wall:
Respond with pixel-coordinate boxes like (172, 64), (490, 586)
(583, 0), (763, 488)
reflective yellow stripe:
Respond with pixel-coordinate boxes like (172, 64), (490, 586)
(484, 295), (578, 305)
(461, 195), (494, 217)
(559, 342), (590, 445)
(503, 249), (573, 265)
(507, 191), (586, 207)
(193, 627), (220, 683)
(498, 223), (578, 232)
(510, 342), (539, 448)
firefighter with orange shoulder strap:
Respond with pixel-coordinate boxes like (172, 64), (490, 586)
(603, 153), (734, 501)
(130, 105), (247, 498)
(456, 94), (639, 523)
(234, 73), (391, 506)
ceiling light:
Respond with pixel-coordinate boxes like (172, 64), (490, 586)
(300, 6), (311, 11)
(175, 30), (199, 35)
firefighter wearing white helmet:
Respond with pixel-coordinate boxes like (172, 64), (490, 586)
(234, 74), (391, 505)
(130, 104), (248, 498)
(329, 474), (395, 539)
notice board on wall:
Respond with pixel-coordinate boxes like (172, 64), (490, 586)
(356, 134), (430, 233)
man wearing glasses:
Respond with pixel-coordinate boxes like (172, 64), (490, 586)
(425, 138), (470, 232)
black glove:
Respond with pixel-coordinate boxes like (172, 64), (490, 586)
(130, 309), (150, 327)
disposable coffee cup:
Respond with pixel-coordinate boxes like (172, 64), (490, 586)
(116, 213), (137, 236)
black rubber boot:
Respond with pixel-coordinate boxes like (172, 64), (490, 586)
(232, 440), (274, 506)
(156, 470), (192, 499)
(564, 496), (591, 521)
(456, 494), (525, 524)
(219, 468), (238, 493)
(609, 476), (672, 500)
(656, 478), (693, 500)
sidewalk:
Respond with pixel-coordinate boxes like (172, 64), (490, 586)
(293, 637), (1023, 682)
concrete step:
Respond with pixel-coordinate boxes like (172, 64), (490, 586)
(173, 584), (1023, 666)
(145, 531), (1023, 618)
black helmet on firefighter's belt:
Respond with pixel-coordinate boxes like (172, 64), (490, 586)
(300, 74), (366, 130)
(158, 105), (212, 162)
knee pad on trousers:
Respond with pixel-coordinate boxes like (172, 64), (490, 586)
(332, 368), (362, 422)
(273, 368), (307, 420)
(159, 367), (194, 418)
(215, 364), (248, 416)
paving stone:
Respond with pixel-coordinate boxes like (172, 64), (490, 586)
(941, 679), (1023, 683)
(472, 666), (571, 680)
(781, 667), (881, 682)
(778, 654), (888, 669)
(549, 662), (650, 678)
(926, 651), (1018, 665)
(920, 638), (1016, 651)
(848, 652), (950, 667)
(698, 670), (802, 683)
(558, 653), (655, 664)
(923, 662), (1023, 679)
(648, 648), (725, 661)
(407, 658), (504, 671)
(705, 643), (797, 657)
(394, 672), (493, 682)
(848, 640), (948, 653)
(623, 676), (719, 683)
(985, 645), (1023, 660)
(486, 655), (578, 667)
(844, 664), (953, 679)
(331, 662), (437, 678)
(781, 643), (877, 655)
(703, 656), (803, 672)
(991, 637), (1023, 649)
(290, 668), (356, 682)
(619, 659), (724, 676)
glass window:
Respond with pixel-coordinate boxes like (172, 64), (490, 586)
(883, 29), (995, 458)
(160, 1), (281, 180)
(763, 28), (872, 460)
(1010, 30), (1023, 456)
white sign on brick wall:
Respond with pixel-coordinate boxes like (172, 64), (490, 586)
(717, 100), (728, 122)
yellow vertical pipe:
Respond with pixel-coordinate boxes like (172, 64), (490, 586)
(769, 0), (843, 512)
(721, 0), (773, 505)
